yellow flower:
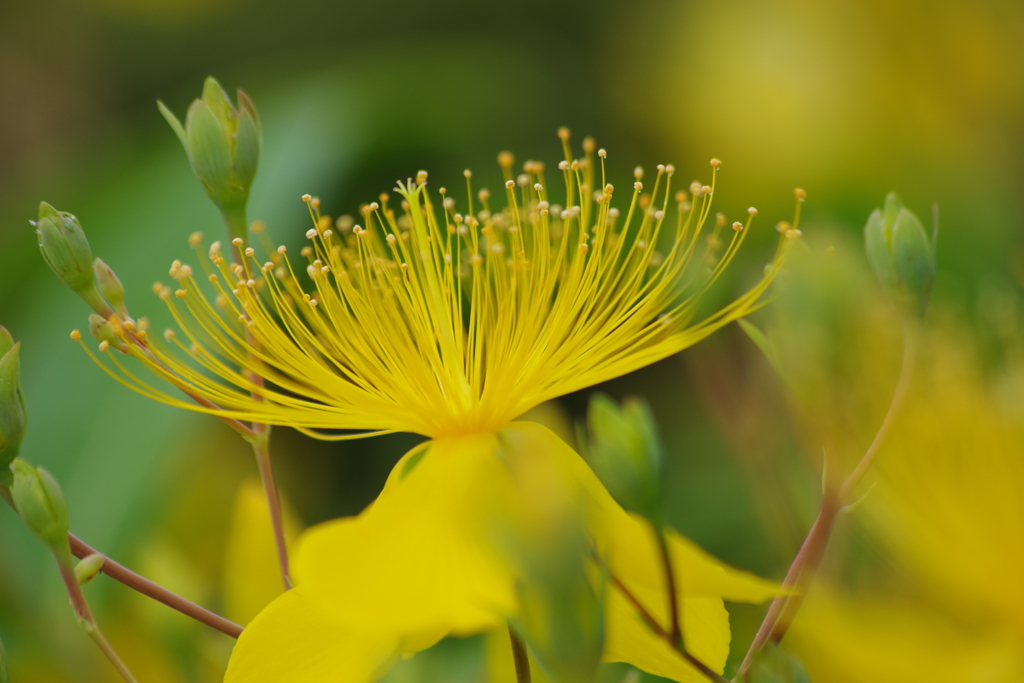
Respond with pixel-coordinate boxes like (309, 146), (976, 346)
(79, 138), (790, 681)
(788, 334), (1024, 682)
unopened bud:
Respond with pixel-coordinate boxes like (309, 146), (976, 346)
(0, 329), (26, 476)
(93, 258), (126, 315)
(864, 192), (937, 315)
(583, 394), (664, 522)
(11, 459), (69, 553)
(158, 77), (261, 227)
(75, 553), (106, 585)
(35, 203), (108, 313)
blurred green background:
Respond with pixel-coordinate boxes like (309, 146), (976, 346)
(2, 0), (1024, 681)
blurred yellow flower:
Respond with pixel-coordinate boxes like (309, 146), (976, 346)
(81, 140), (790, 681)
(789, 334), (1024, 682)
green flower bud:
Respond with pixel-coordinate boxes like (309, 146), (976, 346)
(93, 258), (126, 316)
(75, 553), (106, 585)
(743, 643), (811, 683)
(583, 393), (664, 522)
(0, 329), (26, 473)
(158, 77), (262, 231)
(35, 202), (109, 314)
(864, 192), (937, 315)
(11, 458), (69, 553)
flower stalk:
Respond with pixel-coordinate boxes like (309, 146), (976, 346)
(737, 323), (916, 677)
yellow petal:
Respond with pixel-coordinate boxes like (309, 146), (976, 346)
(224, 589), (399, 683)
(500, 422), (777, 681)
(294, 432), (517, 645)
(222, 478), (304, 625)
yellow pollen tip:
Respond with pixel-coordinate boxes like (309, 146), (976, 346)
(794, 187), (807, 200)
(748, 207), (758, 216)
(188, 232), (203, 246)
(732, 222), (744, 231)
(70, 329), (82, 341)
(302, 194), (312, 202)
(710, 158), (722, 169)
(232, 238), (244, 247)
(557, 126), (570, 141)
(98, 340), (109, 352)
(175, 289), (187, 299)
(598, 148), (607, 158)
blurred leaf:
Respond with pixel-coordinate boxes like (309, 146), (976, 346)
(737, 319), (789, 384)
(744, 643), (810, 683)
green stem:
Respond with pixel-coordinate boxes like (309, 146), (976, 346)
(508, 627), (532, 683)
(55, 550), (138, 683)
(221, 204), (292, 589)
(737, 323), (916, 678)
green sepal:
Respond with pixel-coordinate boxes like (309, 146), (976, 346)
(864, 208), (897, 292)
(186, 99), (237, 209)
(0, 340), (26, 470)
(234, 105), (261, 190)
(157, 100), (188, 150)
(201, 76), (236, 137)
(890, 207), (934, 313)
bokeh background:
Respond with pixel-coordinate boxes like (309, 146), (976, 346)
(2, 1), (1024, 681)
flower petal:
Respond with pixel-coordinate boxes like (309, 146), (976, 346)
(224, 589), (399, 683)
(499, 422), (778, 681)
(293, 432), (517, 643)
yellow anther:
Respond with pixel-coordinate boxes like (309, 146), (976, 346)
(710, 158), (722, 169)
(98, 340), (109, 352)
(479, 189), (490, 200)
(163, 329), (175, 341)
(748, 207), (758, 216)
(251, 220), (265, 233)
(776, 221), (791, 234)
(634, 181), (643, 191)
(175, 289), (187, 299)
(534, 183), (543, 192)
(463, 169), (472, 179)
(702, 185), (712, 195)
(232, 237), (244, 246)
(786, 229), (803, 239)
(470, 254), (483, 266)
(302, 194), (312, 202)
(794, 187), (807, 201)
(277, 245), (287, 254)
(188, 232), (203, 246)
(498, 151), (514, 169)
(598, 148), (607, 158)
(558, 160), (569, 171)
(732, 221), (744, 231)
(311, 197), (321, 209)
(70, 329), (82, 341)
(557, 126), (571, 141)
(634, 166), (643, 180)
(582, 136), (595, 153)
(505, 180), (515, 190)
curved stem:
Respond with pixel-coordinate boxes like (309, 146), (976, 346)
(509, 627), (532, 683)
(737, 323), (915, 678)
